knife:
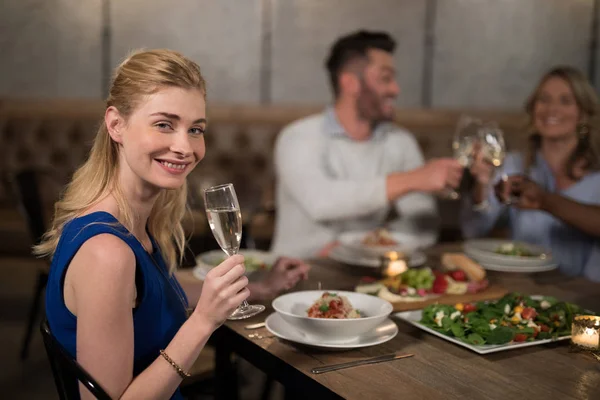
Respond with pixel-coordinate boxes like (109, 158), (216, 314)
(310, 353), (414, 374)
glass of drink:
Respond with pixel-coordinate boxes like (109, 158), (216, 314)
(444, 115), (480, 199)
(494, 174), (523, 205)
(476, 122), (506, 208)
(204, 183), (265, 320)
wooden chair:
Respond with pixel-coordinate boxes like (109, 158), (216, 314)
(11, 169), (50, 360)
(40, 320), (111, 400)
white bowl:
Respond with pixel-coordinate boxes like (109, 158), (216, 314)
(271, 290), (393, 344)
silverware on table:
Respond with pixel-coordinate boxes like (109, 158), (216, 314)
(310, 353), (414, 374)
(244, 322), (266, 330)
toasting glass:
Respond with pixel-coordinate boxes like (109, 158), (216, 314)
(204, 183), (265, 320)
(476, 122), (506, 208)
(444, 115), (481, 199)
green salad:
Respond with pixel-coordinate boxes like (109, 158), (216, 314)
(419, 293), (592, 346)
(217, 256), (270, 272)
(494, 243), (534, 257)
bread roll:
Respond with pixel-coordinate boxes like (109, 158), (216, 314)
(441, 253), (486, 282)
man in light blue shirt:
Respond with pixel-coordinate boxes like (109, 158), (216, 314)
(271, 30), (463, 258)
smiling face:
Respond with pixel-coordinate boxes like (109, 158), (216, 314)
(533, 76), (581, 140)
(107, 86), (206, 191)
(356, 49), (400, 123)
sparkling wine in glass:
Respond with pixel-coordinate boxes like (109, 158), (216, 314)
(204, 183), (265, 320)
(445, 115), (480, 199)
(477, 123), (506, 208)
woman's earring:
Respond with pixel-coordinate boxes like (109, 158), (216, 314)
(577, 122), (589, 140)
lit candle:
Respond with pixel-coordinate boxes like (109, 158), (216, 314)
(571, 316), (600, 350)
(380, 252), (408, 277)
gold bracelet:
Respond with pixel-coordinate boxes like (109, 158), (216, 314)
(159, 349), (191, 379)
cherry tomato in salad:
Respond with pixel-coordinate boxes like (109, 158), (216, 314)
(521, 307), (537, 320)
(463, 303), (477, 313)
(513, 333), (528, 342)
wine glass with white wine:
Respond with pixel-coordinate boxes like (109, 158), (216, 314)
(476, 122), (506, 209)
(445, 115), (480, 199)
(204, 183), (265, 320)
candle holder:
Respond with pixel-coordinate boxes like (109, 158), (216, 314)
(379, 251), (408, 278)
(570, 315), (600, 351)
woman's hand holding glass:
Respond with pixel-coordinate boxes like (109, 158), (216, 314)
(494, 175), (547, 210)
(204, 183), (265, 320)
(191, 254), (249, 330)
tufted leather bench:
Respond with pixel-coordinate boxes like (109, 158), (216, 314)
(0, 99), (528, 255)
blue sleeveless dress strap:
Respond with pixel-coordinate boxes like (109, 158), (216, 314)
(45, 211), (189, 399)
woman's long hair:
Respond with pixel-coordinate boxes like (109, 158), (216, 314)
(34, 49), (206, 273)
(524, 66), (600, 179)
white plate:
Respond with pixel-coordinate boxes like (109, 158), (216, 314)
(464, 239), (553, 267)
(265, 312), (398, 350)
(394, 307), (570, 355)
(193, 249), (278, 280)
(477, 261), (559, 273)
(329, 245), (427, 268)
(338, 230), (425, 256)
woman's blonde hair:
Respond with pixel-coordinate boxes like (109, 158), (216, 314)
(34, 49), (206, 273)
(524, 66), (600, 179)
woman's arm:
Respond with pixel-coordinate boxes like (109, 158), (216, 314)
(539, 191), (600, 238)
(68, 235), (247, 399)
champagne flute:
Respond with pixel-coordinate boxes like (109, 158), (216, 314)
(204, 183), (265, 320)
(444, 115), (480, 199)
(476, 122), (506, 209)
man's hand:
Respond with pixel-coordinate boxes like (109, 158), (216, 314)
(413, 158), (464, 193)
(252, 257), (311, 300)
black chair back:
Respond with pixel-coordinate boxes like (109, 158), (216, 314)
(12, 169), (47, 245)
(40, 320), (111, 400)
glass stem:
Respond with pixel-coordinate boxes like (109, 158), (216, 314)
(230, 249), (249, 310)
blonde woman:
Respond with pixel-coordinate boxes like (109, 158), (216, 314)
(36, 49), (309, 399)
(462, 66), (600, 282)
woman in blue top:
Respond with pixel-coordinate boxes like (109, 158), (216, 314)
(35, 49), (309, 399)
(461, 66), (600, 282)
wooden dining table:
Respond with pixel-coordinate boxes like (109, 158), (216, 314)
(181, 243), (600, 400)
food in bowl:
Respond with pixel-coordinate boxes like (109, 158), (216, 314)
(307, 292), (362, 319)
(361, 228), (399, 247)
(272, 290), (393, 343)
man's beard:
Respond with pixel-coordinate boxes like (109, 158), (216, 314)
(356, 82), (395, 125)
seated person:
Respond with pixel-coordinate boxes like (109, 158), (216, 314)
(36, 49), (308, 400)
(271, 30), (463, 258)
(462, 66), (600, 282)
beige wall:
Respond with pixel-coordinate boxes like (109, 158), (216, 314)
(0, 0), (596, 108)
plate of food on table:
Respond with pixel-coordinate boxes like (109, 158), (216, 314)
(331, 228), (428, 267)
(338, 228), (425, 256)
(464, 239), (558, 272)
(395, 292), (596, 354)
(355, 252), (507, 311)
(266, 290), (398, 350)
